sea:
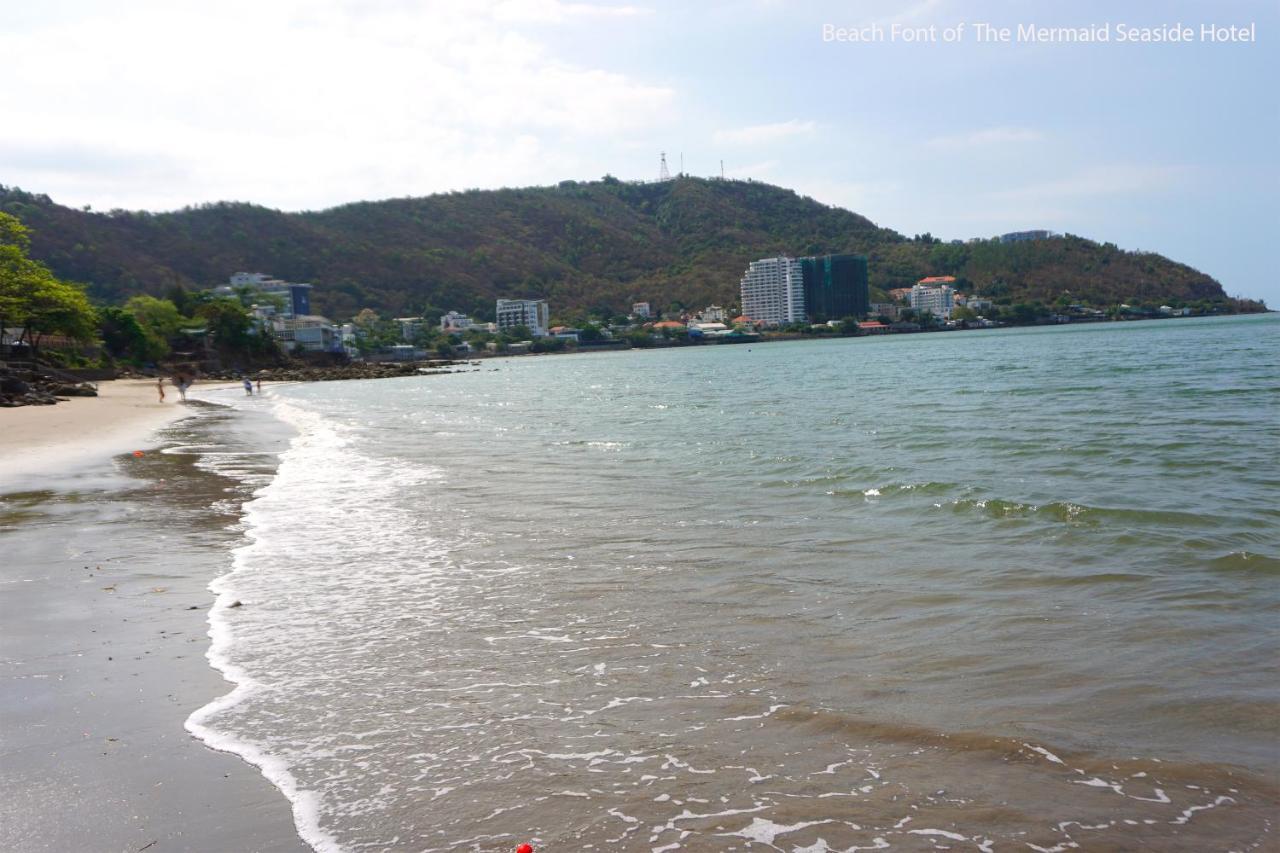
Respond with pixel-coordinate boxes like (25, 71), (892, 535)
(181, 314), (1278, 852)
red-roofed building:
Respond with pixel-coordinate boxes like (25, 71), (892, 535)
(857, 321), (889, 334)
(917, 275), (957, 285)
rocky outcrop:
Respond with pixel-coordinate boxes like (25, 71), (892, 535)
(0, 367), (98, 407)
(202, 360), (474, 384)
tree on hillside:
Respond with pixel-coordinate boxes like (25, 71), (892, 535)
(351, 308), (399, 354)
(125, 294), (188, 341)
(0, 178), (1249, 318)
(0, 211), (97, 354)
(196, 297), (254, 352)
(99, 306), (164, 363)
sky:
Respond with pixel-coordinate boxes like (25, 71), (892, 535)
(2, 0), (1277, 303)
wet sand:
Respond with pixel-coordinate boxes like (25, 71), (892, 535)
(0, 404), (306, 851)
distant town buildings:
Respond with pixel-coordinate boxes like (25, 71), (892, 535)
(631, 302), (651, 319)
(738, 254), (869, 326)
(699, 304), (727, 323)
(223, 272), (313, 318)
(438, 312), (497, 335)
(495, 298), (550, 337)
(911, 276), (957, 319)
(218, 272), (346, 353)
(1000, 230), (1055, 244)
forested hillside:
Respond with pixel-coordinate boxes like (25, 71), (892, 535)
(0, 177), (1238, 322)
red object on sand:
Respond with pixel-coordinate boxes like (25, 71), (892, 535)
(516, 845), (534, 853)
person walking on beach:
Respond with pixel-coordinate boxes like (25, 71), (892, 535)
(243, 377), (253, 396)
(256, 377), (262, 394)
(174, 375), (188, 402)
(157, 376), (165, 402)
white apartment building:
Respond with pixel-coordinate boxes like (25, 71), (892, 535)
(700, 304), (727, 323)
(495, 299), (550, 337)
(439, 311), (473, 332)
(910, 283), (956, 319)
(272, 315), (339, 352)
(632, 302), (651, 318)
(739, 256), (805, 326)
(222, 272), (313, 318)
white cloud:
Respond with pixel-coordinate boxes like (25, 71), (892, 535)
(925, 126), (1045, 148)
(712, 120), (816, 146)
(0, 0), (673, 211)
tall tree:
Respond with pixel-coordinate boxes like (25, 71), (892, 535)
(0, 212), (97, 353)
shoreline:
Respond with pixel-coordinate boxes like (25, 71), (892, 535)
(0, 379), (199, 492)
(0, 389), (307, 851)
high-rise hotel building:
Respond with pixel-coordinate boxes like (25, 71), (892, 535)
(739, 256), (805, 326)
(739, 253), (869, 325)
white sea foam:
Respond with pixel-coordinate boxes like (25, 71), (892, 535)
(186, 397), (348, 852)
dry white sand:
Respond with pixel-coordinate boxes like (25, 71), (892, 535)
(0, 379), (194, 489)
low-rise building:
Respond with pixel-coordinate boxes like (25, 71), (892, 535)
(632, 302), (651, 319)
(396, 316), (425, 341)
(273, 315), (341, 352)
(1000, 229), (1055, 244)
(699, 305), (727, 323)
(440, 311), (474, 333)
(911, 277), (957, 319)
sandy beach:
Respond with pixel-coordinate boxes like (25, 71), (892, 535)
(0, 379), (196, 492)
(0, 386), (305, 852)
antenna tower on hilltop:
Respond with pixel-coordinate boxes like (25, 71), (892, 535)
(659, 151), (671, 181)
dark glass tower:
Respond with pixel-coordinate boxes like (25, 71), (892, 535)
(800, 254), (869, 320)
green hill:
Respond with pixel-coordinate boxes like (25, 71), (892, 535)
(0, 177), (1239, 322)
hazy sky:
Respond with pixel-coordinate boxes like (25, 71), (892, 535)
(3, 0), (1277, 302)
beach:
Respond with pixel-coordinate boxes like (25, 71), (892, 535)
(1, 379), (194, 491)
(3, 317), (1277, 852)
(0, 383), (305, 852)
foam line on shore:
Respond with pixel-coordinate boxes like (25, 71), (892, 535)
(184, 395), (341, 853)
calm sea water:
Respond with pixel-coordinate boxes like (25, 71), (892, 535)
(189, 315), (1279, 852)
